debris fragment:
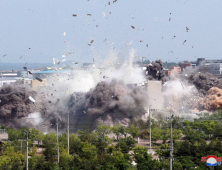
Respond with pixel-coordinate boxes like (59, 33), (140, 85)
(169, 18), (171, 21)
(172, 36), (176, 39)
(63, 32), (66, 36)
(186, 26), (189, 32)
(140, 40), (143, 42)
(131, 25), (135, 29)
(3, 54), (7, 57)
(29, 96), (36, 103)
(36, 77), (43, 82)
(146, 44), (148, 48)
(28, 71), (32, 75)
(87, 14), (92, 16)
(90, 40), (94, 44)
(182, 40), (186, 45)
(108, 1), (110, 5)
(72, 14), (77, 17)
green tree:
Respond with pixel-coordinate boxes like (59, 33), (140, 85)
(133, 146), (160, 170)
(128, 125), (140, 138)
(112, 124), (122, 141)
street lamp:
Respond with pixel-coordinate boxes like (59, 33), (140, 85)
(23, 130), (29, 170)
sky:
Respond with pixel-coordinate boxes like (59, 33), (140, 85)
(0, 0), (222, 64)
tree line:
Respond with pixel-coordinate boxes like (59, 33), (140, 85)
(1, 110), (222, 169)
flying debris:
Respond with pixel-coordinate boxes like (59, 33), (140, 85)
(163, 82), (167, 86)
(29, 96), (36, 103)
(20, 56), (23, 59)
(90, 40), (94, 44)
(140, 40), (143, 42)
(169, 18), (171, 21)
(28, 71), (32, 75)
(36, 77), (43, 82)
(74, 62), (78, 64)
(3, 54), (7, 57)
(181, 83), (184, 89)
(87, 14), (92, 16)
(146, 44), (148, 48)
(72, 14), (77, 17)
(131, 25), (135, 29)
(53, 58), (60, 64)
(182, 40), (186, 45)
(108, 1), (110, 5)
(63, 32), (66, 36)
(186, 27), (189, 32)
(172, 36), (176, 39)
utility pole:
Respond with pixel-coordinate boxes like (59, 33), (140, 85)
(67, 112), (69, 154)
(170, 111), (174, 170)
(18, 139), (26, 153)
(24, 131), (29, 170)
(26, 133), (28, 170)
(57, 118), (59, 164)
(149, 105), (152, 154)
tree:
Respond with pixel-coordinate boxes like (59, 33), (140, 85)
(128, 125), (140, 138)
(112, 125), (122, 141)
(42, 132), (57, 161)
(146, 126), (162, 142)
(69, 133), (82, 155)
(96, 125), (112, 137)
(133, 146), (160, 170)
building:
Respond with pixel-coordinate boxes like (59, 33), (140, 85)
(0, 129), (8, 141)
(32, 79), (47, 91)
(169, 66), (181, 74)
(0, 71), (18, 77)
(0, 77), (32, 87)
(209, 63), (222, 75)
(147, 81), (163, 110)
(179, 61), (192, 71)
(179, 58), (222, 78)
(82, 63), (95, 69)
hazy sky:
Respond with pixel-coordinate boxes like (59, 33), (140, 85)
(0, 0), (222, 64)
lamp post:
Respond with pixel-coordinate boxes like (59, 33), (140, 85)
(24, 131), (29, 170)
(169, 111), (174, 170)
(149, 105), (152, 154)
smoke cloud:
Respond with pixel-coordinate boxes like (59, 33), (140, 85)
(0, 81), (37, 119)
(187, 72), (222, 95)
(199, 87), (222, 111)
(146, 60), (166, 82)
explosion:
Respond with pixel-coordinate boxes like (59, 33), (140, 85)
(68, 79), (149, 129)
(146, 59), (166, 82)
(0, 81), (37, 119)
(199, 87), (222, 111)
(187, 72), (222, 95)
